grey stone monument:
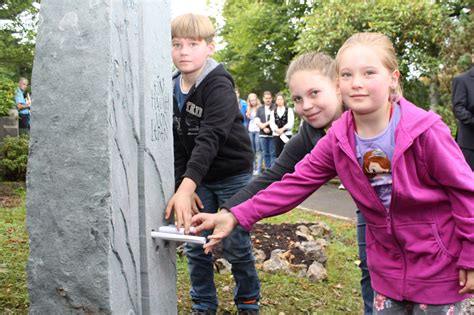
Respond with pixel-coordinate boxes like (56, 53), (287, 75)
(27, 0), (175, 313)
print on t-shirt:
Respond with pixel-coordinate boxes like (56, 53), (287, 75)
(363, 148), (391, 179)
(362, 148), (393, 208)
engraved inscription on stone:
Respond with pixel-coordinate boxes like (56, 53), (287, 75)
(150, 76), (170, 142)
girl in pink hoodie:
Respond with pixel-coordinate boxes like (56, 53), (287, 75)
(192, 33), (474, 314)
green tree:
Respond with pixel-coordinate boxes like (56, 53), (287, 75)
(217, 0), (312, 96)
(0, 75), (16, 116)
(295, 0), (451, 109)
(0, 1), (39, 78)
(438, 5), (473, 104)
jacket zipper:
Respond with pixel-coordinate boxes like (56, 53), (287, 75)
(388, 169), (408, 300)
(339, 140), (408, 300)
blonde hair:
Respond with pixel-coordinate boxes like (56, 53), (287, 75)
(171, 14), (215, 43)
(246, 93), (261, 107)
(335, 32), (403, 97)
(246, 93), (261, 117)
(286, 52), (336, 83)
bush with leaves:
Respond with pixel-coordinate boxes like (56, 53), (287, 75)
(0, 135), (29, 181)
(0, 76), (17, 116)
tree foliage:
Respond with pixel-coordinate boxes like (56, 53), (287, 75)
(217, 0), (471, 115)
(0, 1), (38, 78)
(296, 0), (453, 108)
(217, 0), (312, 97)
(0, 75), (16, 116)
(0, 135), (29, 181)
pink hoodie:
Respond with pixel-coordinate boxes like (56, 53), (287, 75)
(231, 98), (474, 304)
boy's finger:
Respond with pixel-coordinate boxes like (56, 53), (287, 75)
(183, 212), (192, 234)
(164, 203), (172, 219)
(191, 203), (198, 215)
(195, 195), (204, 209)
(175, 210), (183, 231)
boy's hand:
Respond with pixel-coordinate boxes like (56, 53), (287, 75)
(459, 269), (474, 294)
(165, 178), (197, 233)
(191, 193), (204, 215)
(192, 210), (238, 254)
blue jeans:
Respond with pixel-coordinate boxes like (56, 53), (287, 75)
(249, 131), (262, 173)
(259, 136), (275, 169)
(185, 173), (260, 310)
(357, 210), (374, 314)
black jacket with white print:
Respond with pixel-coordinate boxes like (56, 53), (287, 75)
(172, 58), (253, 189)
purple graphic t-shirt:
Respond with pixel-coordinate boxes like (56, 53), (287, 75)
(355, 104), (401, 209)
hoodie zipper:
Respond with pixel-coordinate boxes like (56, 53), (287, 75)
(339, 139), (408, 300)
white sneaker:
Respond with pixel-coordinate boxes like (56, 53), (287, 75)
(338, 184), (346, 190)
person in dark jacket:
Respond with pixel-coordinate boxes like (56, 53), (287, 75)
(452, 58), (474, 170)
(165, 14), (260, 315)
(256, 91), (276, 169)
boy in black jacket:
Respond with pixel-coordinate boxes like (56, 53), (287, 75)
(165, 14), (260, 315)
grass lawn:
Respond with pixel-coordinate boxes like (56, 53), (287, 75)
(177, 209), (362, 314)
(0, 184), (28, 314)
(0, 186), (362, 314)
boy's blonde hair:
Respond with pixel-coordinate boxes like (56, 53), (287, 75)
(286, 52), (336, 83)
(171, 14), (215, 43)
(335, 32), (403, 97)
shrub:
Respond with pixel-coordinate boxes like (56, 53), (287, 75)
(0, 135), (29, 181)
(436, 104), (457, 138)
(0, 76), (17, 116)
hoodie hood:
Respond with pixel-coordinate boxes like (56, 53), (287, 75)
(331, 97), (441, 161)
(172, 58), (220, 88)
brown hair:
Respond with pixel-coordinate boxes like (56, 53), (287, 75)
(274, 93), (286, 106)
(363, 149), (391, 179)
(263, 91), (272, 97)
(286, 52), (336, 83)
(171, 14), (215, 43)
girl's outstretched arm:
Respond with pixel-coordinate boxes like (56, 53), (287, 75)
(192, 210), (238, 254)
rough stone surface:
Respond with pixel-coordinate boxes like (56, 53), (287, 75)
(27, 1), (173, 314)
(215, 258), (232, 274)
(262, 249), (290, 273)
(306, 262), (328, 282)
(252, 248), (266, 264)
(295, 240), (328, 265)
(309, 222), (332, 240)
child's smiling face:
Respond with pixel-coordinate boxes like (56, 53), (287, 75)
(289, 70), (342, 129)
(338, 44), (398, 117)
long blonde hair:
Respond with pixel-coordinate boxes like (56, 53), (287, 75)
(246, 93), (260, 116)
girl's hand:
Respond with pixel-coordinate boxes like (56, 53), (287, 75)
(192, 210), (238, 254)
(459, 269), (474, 294)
